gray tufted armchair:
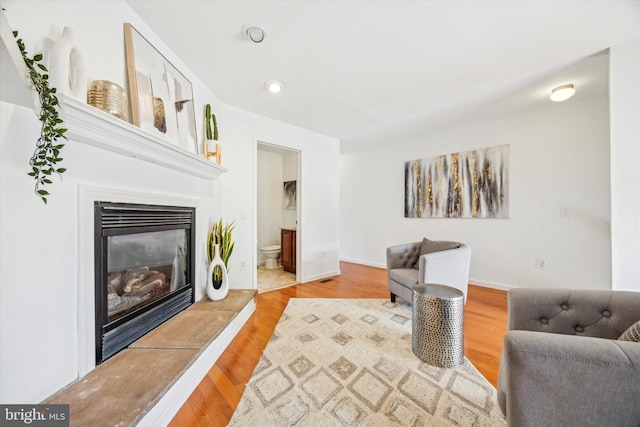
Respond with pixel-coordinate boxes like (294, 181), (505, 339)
(386, 241), (471, 304)
(497, 288), (640, 427)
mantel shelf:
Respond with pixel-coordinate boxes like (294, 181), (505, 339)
(61, 96), (227, 180)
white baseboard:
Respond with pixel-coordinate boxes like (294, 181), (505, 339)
(469, 279), (514, 291)
(137, 300), (256, 426)
(303, 270), (341, 283)
(339, 259), (515, 292)
(339, 257), (386, 269)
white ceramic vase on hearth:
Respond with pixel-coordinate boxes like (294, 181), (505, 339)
(206, 244), (229, 300)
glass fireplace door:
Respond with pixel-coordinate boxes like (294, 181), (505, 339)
(106, 228), (188, 323)
(94, 202), (195, 363)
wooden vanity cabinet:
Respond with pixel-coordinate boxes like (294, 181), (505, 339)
(281, 228), (296, 273)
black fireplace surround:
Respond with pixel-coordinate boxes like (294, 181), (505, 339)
(94, 202), (195, 363)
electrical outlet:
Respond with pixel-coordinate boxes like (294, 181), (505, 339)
(240, 260), (246, 271)
(535, 258), (547, 270)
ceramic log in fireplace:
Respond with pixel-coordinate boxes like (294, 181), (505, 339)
(94, 202), (195, 363)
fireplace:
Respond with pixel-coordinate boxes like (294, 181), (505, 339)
(94, 202), (195, 363)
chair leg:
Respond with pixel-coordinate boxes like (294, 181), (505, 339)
(390, 293), (396, 303)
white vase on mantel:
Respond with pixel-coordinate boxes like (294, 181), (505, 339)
(48, 26), (87, 101)
(206, 244), (229, 300)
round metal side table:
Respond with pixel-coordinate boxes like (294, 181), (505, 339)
(412, 283), (464, 368)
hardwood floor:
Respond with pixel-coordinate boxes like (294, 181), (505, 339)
(169, 262), (508, 426)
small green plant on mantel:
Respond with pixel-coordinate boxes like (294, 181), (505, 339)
(205, 103), (218, 141)
(14, 30), (67, 204)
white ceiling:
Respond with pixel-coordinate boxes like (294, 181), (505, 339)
(125, 1), (640, 152)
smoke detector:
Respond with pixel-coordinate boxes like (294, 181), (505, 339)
(241, 23), (266, 43)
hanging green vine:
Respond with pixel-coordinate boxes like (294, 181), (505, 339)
(14, 30), (67, 204)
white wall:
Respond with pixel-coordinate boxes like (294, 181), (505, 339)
(216, 109), (339, 289)
(220, 106), (340, 283)
(610, 38), (640, 292)
(0, 0), (340, 403)
(341, 95), (611, 290)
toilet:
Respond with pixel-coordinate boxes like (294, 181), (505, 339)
(260, 245), (281, 269)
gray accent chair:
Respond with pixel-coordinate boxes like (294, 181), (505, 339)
(498, 288), (640, 427)
(386, 241), (471, 304)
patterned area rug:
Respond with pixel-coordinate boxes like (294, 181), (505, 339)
(229, 298), (506, 426)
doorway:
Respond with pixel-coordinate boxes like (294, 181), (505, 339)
(256, 143), (300, 293)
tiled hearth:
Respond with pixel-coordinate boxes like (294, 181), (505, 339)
(44, 290), (256, 426)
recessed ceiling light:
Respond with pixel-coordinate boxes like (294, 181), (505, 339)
(550, 84), (576, 102)
(265, 80), (285, 94)
(241, 23), (266, 43)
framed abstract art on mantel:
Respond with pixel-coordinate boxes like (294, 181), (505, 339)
(404, 144), (509, 219)
(124, 23), (198, 154)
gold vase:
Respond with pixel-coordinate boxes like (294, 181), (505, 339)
(87, 80), (128, 121)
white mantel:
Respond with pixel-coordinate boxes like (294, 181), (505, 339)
(61, 95), (227, 180)
(61, 91), (228, 378)
(1, 65), (229, 405)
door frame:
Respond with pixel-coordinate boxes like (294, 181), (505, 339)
(253, 139), (302, 289)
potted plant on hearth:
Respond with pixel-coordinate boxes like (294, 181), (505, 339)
(206, 218), (235, 300)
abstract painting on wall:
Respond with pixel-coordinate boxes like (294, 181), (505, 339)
(405, 144), (509, 219)
(283, 181), (297, 210)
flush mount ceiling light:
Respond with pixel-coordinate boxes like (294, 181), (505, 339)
(550, 84), (576, 102)
(241, 23), (266, 43)
(265, 80), (285, 94)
